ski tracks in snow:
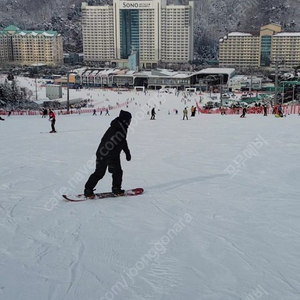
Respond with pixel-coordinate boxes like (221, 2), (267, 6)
(61, 225), (86, 300)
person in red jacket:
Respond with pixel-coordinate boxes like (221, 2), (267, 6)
(49, 109), (56, 133)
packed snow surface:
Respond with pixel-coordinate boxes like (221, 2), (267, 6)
(0, 86), (300, 300)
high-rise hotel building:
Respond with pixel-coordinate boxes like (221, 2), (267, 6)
(0, 25), (63, 66)
(219, 23), (300, 69)
(81, 0), (194, 68)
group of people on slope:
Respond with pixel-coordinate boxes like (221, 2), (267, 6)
(148, 105), (198, 121)
(183, 106), (197, 120)
(93, 108), (110, 116)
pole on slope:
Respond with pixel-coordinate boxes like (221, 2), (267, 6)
(274, 61), (279, 105)
(67, 72), (70, 113)
(220, 74), (223, 109)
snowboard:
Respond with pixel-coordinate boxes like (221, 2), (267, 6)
(40, 131), (58, 134)
(63, 188), (144, 202)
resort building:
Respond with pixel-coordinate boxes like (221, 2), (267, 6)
(71, 67), (235, 90)
(219, 23), (300, 69)
(0, 25), (63, 66)
(271, 32), (300, 68)
(81, 0), (194, 68)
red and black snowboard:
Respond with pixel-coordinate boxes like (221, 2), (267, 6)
(63, 188), (144, 202)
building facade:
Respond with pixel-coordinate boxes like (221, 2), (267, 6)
(271, 32), (300, 68)
(81, 0), (194, 68)
(219, 32), (260, 68)
(81, 4), (114, 62)
(71, 67), (234, 91)
(0, 25), (63, 66)
(219, 23), (300, 69)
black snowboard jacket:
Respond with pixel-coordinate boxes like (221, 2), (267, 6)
(96, 117), (130, 161)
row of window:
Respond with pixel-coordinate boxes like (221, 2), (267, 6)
(82, 13), (113, 16)
(83, 22), (112, 25)
(85, 56), (114, 59)
(161, 37), (189, 40)
(83, 38), (114, 41)
(273, 46), (300, 49)
(150, 79), (189, 84)
(220, 60), (260, 63)
(83, 14), (112, 17)
(220, 54), (259, 57)
(220, 45), (259, 47)
(161, 31), (189, 33)
(273, 49), (300, 53)
(84, 39), (114, 41)
(220, 42), (300, 49)
(161, 54), (188, 57)
(83, 28), (113, 30)
(161, 11), (190, 13)
(273, 37), (300, 40)
(221, 50), (300, 55)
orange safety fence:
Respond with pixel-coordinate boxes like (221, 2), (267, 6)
(0, 100), (131, 116)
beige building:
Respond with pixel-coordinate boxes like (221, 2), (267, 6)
(81, 4), (114, 62)
(219, 23), (300, 69)
(271, 32), (300, 68)
(81, 0), (194, 68)
(0, 25), (63, 66)
(219, 32), (260, 68)
(0, 33), (13, 62)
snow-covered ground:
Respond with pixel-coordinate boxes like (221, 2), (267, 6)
(0, 82), (300, 300)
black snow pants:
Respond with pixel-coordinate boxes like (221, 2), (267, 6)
(51, 119), (56, 131)
(85, 157), (123, 191)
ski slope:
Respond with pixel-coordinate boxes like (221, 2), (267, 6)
(0, 86), (300, 300)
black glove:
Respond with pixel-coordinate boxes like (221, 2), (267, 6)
(126, 152), (131, 161)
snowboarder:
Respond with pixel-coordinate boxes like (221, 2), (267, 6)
(150, 107), (156, 120)
(42, 109), (48, 118)
(105, 109), (110, 116)
(220, 107), (227, 115)
(192, 106), (197, 116)
(278, 105), (283, 117)
(183, 107), (188, 120)
(49, 109), (56, 133)
(191, 106), (197, 117)
(240, 107), (247, 118)
(84, 110), (132, 199)
(263, 105), (267, 116)
(93, 109), (97, 116)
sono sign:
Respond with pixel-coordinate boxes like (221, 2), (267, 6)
(121, 1), (153, 9)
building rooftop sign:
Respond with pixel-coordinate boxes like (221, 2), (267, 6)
(120, 1), (154, 9)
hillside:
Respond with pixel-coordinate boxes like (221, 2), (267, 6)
(0, 0), (299, 59)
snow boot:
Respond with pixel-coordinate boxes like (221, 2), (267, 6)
(112, 187), (125, 196)
(84, 189), (95, 199)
